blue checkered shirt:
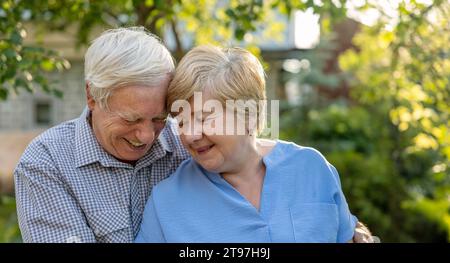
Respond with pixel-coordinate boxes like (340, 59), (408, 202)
(14, 108), (189, 243)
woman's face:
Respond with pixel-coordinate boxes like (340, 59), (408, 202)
(178, 92), (252, 174)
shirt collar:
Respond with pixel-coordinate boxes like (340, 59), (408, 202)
(74, 107), (172, 169)
(74, 107), (114, 168)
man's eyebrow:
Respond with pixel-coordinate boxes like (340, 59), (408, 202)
(119, 111), (170, 121)
(153, 110), (169, 118)
(157, 109), (169, 116)
(116, 111), (141, 120)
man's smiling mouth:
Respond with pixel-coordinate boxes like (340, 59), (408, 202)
(124, 138), (146, 149)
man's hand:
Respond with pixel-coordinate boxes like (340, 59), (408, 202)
(352, 222), (380, 243)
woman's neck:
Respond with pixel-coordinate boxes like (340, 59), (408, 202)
(220, 139), (275, 210)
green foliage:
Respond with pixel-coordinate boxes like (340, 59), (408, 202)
(0, 195), (21, 243)
(0, 0), (70, 100)
(339, 0), (450, 239)
(281, 1), (449, 242)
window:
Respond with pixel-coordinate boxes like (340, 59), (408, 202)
(35, 101), (52, 126)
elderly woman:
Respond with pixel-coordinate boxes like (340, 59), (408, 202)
(136, 45), (364, 242)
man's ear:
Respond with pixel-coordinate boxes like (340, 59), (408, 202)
(86, 82), (96, 111)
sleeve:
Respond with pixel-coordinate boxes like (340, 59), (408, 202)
(134, 193), (166, 243)
(329, 164), (358, 243)
(14, 143), (96, 243)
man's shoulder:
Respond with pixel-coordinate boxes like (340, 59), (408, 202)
(20, 119), (78, 163)
(41, 119), (76, 138)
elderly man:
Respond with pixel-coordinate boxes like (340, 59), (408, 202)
(15, 27), (189, 243)
(14, 27), (374, 243)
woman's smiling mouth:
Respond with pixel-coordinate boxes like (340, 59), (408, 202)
(194, 145), (214, 155)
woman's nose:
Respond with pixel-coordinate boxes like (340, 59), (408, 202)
(183, 121), (203, 143)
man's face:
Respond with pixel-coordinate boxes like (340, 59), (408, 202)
(87, 84), (168, 163)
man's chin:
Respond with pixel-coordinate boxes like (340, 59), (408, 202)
(114, 148), (150, 163)
(115, 154), (142, 164)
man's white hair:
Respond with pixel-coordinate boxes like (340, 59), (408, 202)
(84, 27), (175, 109)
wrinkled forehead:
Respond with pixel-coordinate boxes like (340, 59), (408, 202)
(111, 106), (169, 121)
(107, 86), (168, 117)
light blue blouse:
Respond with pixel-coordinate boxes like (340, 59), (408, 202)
(135, 140), (357, 243)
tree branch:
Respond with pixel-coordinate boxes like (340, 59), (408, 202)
(170, 18), (184, 60)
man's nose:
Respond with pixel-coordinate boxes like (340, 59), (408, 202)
(136, 122), (156, 144)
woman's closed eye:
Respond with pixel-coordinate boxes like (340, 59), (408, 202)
(177, 119), (192, 129)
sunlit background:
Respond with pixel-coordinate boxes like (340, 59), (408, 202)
(0, 0), (449, 242)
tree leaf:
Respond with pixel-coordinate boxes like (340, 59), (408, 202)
(0, 87), (8, 100)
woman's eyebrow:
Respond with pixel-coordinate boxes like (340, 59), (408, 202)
(190, 111), (211, 117)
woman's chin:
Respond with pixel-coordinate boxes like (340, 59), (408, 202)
(196, 160), (220, 173)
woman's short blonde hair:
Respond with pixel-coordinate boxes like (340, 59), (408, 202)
(168, 45), (267, 134)
(85, 27), (175, 109)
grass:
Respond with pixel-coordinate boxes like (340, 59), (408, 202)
(0, 195), (22, 243)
